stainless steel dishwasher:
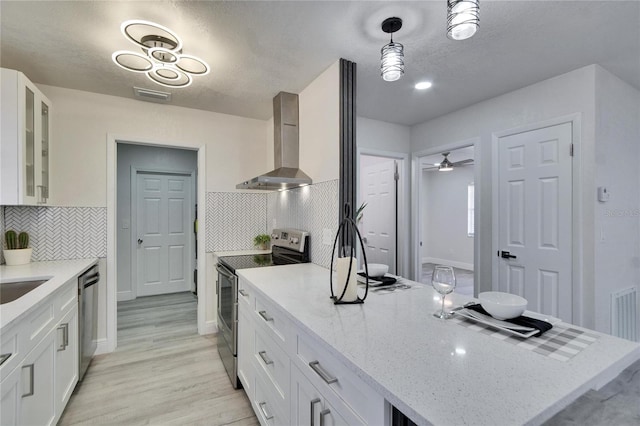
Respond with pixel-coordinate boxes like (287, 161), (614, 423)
(78, 264), (99, 381)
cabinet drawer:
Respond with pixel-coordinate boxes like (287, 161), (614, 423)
(238, 278), (253, 309)
(254, 369), (289, 426)
(24, 299), (56, 352)
(0, 322), (23, 381)
(55, 281), (78, 316)
(254, 295), (290, 349)
(253, 326), (289, 402)
(296, 331), (383, 424)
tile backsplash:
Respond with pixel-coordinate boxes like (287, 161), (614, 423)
(206, 192), (268, 252)
(4, 206), (107, 261)
(2, 179), (338, 268)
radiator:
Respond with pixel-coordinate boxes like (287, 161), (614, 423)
(611, 287), (638, 342)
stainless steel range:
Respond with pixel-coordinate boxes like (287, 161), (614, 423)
(216, 228), (309, 388)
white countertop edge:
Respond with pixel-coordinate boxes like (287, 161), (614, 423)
(238, 264), (640, 426)
(1, 258), (99, 329)
(211, 249), (271, 257)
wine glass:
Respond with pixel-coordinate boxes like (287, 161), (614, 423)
(432, 265), (456, 319)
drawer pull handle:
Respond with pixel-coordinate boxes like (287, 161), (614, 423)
(258, 310), (274, 322)
(309, 361), (338, 384)
(21, 364), (35, 397)
(258, 350), (274, 365)
(239, 289), (249, 297)
(310, 398), (321, 426)
(258, 401), (274, 420)
(320, 408), (331, 426)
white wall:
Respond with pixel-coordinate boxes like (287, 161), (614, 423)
(116, 144), (198, 299)
(357, 116), (411, 154)
(593, 66), (640, 335)
(38, 84), (269, 207)
(411, 64), (598, 328)
(299, 61), (340, 183)
(422, 167), (474, 270)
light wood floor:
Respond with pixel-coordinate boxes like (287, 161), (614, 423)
(59, 292), (258, 426)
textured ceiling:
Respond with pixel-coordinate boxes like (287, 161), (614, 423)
(1, 1), (638, 126)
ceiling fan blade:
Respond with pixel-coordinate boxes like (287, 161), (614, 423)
(451, 159), (474, 166)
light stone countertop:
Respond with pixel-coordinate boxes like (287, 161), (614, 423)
(238, 263), (640, 426)
(212, 249), (271, 257)
(1, 258), (98, 329)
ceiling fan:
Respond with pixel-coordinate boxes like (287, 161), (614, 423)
(424, 152), (474, 171)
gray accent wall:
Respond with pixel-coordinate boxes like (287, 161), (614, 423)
(116, 144), (198, 297)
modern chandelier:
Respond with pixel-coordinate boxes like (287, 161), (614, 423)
(447, 0), (480, 41)
(380, 17), (404, 82)
(112, 20), (210, 88)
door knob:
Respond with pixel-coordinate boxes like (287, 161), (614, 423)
(138, 239), (143, 245)
(499, 250), (516, 259)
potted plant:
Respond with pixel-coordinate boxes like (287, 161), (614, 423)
(3, 230), (32, 266)
(253, 234), (271, 250)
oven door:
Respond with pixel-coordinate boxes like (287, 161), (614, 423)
(216, 263), (237, 354)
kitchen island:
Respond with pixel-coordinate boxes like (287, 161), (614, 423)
(238, 263), (640, 426)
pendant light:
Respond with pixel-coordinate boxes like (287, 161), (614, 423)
(380, 17), (404, 82)
(447, 0), (480, 41)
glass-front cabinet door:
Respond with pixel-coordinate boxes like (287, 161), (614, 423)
(0, 68), (52, 205)
(24, 85), (36, 200)
(40, 101), (50, 202)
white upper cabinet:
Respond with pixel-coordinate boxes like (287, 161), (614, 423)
(1, 68), (52, 205)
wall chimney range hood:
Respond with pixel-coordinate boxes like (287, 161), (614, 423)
(236, 92), (312, 191)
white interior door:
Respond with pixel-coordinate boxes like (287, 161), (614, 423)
(359, 156), (397, 273)
(136, 173), (192, 297)
(496, 122), (572, 321)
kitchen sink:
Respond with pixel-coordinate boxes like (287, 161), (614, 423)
(0, 279), (51, 304)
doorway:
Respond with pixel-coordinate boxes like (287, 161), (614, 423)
(106, 141), (204, 353)
(357, 149), (409, 277)
(416, 146), (475, 296)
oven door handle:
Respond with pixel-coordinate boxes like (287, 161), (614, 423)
(216, 264), (235, 281)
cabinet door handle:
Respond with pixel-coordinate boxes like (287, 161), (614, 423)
(310, 398), (321, 426)
(57, 323), (69, 351)
(319, 408), (331, 426)
(258, 310), (274, 322)
(258, 350), (274, 365)
(21, 364), (34, 397)
(309, 361), (338, 384)
(63, 322), (69, 349)
(239, 289), (249, 297)
(258, 401), (274, 420)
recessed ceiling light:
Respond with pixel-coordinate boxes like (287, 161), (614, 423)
(415, 81), (433, 90)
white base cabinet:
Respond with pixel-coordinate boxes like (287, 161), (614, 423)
(0, 275), (81, 425)
(238, 277), (384, 426)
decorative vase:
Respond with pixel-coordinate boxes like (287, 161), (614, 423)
(3, 248), (33, 266)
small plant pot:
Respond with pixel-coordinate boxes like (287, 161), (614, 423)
(3, 248), (33, 266)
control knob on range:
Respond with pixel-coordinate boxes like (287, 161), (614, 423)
(290, 237), (299, 244)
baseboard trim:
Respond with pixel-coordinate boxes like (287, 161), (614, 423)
(95, 338), (110, 355)
(117, 291), (135, 302)
(201, 320), (218, 335)
(422, 257), (474, 272)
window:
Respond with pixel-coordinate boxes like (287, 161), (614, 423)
(467, 183), (474, 237)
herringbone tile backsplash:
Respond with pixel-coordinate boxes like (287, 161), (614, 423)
(3, 206), (107, 261)
(1, 181), (338, 267)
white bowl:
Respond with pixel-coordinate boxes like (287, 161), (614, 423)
(478, 291), (527, 320)
(366, 263), (388, 277)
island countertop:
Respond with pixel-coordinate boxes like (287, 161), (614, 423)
(238, 263), (640, 426)
(1, 258), (98, 329)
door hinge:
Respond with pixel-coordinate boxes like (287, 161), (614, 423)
(570, 143), (574, 157)
(394, 161), (400, 181)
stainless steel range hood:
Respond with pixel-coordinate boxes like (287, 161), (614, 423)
(236, 92), (312, 190)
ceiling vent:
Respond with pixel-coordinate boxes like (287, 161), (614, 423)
(133, 86), (172, 103)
